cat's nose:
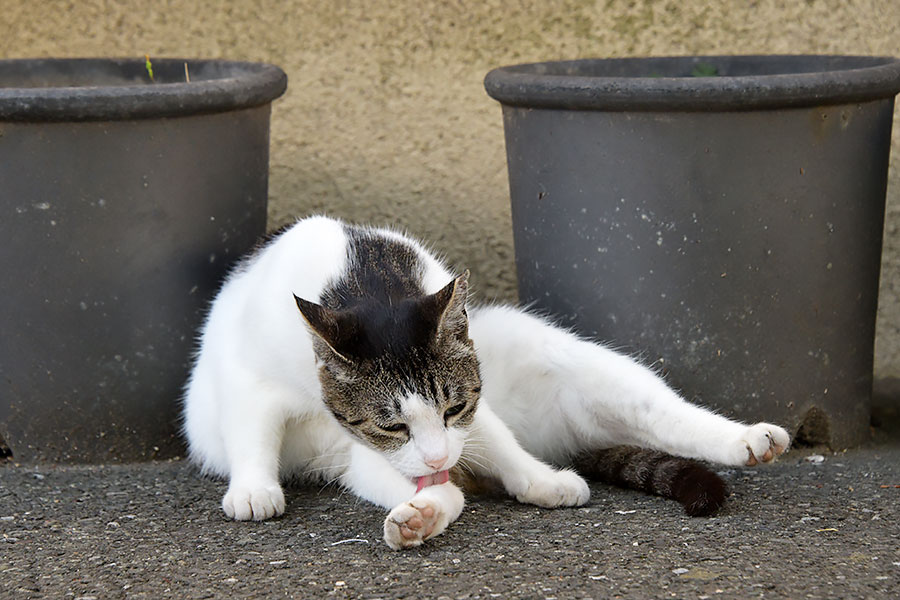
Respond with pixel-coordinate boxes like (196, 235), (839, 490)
(425, 455), (448, 470)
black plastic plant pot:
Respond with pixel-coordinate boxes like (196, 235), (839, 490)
(0, 58), (286, 462)
(485, 55), (900, 449)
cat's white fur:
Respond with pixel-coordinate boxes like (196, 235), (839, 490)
(183, 215), (790, 549)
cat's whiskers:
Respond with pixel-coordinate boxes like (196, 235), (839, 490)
(302, 463), (351, 487)
(453, 458), (479, 478)
(302, 462), (350, 475)
(460, 443), (494, 460)
(459, 453), (493, 470)
(456, 453), (499, 476)
(460, 438), (493, 456)
(316, 471), (349, 496)
(300, 451), (348, 462)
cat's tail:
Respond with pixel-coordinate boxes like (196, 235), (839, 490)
(571, 446), (727, 517)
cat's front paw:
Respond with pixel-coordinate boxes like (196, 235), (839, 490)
(730, 423), (791, 466)
(515, 468), (590, 508)
(222, 483), (285, 521)
(383, 499), (443, 550)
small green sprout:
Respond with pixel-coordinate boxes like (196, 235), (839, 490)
(145, 55), (155, 82)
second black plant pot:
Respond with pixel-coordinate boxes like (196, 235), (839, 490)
(485, 55), (900, 449)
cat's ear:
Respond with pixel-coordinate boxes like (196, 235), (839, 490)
(294, 295), (357, 363)
(420, 270), (470, 342)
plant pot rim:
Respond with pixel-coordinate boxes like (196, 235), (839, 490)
(484, 54), (900, 111)
(0, 57), (287, 122)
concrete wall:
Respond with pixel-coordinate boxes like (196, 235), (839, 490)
(4, 0), (900, 375)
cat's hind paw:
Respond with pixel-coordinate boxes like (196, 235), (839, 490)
(222, 483), (285, 521)
(383, 499), (443, 550)
(735, 423), (790, 466)
(515, 468), (590, 508)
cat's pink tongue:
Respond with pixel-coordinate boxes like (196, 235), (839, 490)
(415, 470), (450, 493)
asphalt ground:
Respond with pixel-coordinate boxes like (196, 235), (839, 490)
(2, 392), (899, 600)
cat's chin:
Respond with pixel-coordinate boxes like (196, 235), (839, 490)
(415, 470), (450, 493)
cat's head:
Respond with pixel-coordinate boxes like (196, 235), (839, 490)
(294, 272), (480, 481)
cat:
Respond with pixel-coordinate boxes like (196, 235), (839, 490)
(182, 215), (790, 550)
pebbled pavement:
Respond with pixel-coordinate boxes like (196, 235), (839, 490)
(2, 401), (899, 599)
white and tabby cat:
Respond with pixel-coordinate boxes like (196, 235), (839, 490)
(183, 215), (790, 549)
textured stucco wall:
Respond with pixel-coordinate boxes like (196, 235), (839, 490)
(4, 0), (900, 374)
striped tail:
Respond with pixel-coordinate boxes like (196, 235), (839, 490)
(571, 446), (727, 517)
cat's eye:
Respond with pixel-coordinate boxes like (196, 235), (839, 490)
(380, 422), (408, 434)
(444, 403), (467, 422)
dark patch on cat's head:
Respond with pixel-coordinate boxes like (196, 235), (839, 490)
(322, 226), (425, 311)
(295, 273), (480, 451)
(295, 272), (470, 367)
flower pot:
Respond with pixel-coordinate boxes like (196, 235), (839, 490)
(0, 58), (286, 462)
(485, 55), (900, 449)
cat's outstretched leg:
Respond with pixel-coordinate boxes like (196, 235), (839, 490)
(470, 306), (790, 468)
(339, 443), (465, 550)
(462, 403), (590, 508)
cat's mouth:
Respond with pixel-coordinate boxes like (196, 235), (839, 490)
(415, 470), (450, 493)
